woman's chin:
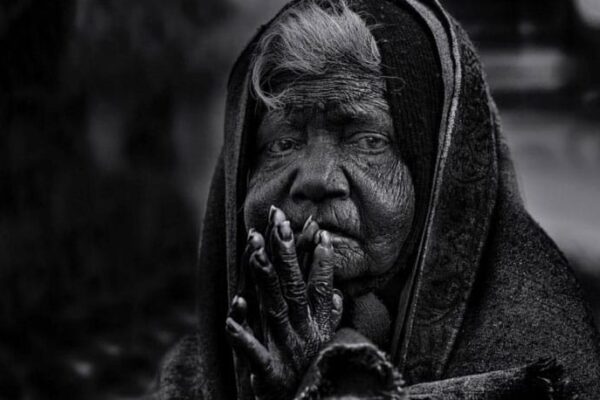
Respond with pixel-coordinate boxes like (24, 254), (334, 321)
(325, 234), (398, 297)
(330, 254), (380, 297)
(333, 260), (397, 299)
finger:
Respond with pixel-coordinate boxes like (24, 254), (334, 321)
(307, 231), (335, 333)
(295, 215), (315, 252)
(296, 217), (319, 252)
(238, 229), (261, 299)
(296, 218), (320, 278)
(266, 205), (286, 253)
(250, 247), (293, 342)
(270, 219), (309, 328)
(243, 230), (265, 336)
(246, 229), (265, 289)
(229, 295), (248, 325)
(330, 289), (344, 331)
(226, 317), (273, 377)
(247, 228), (265, 253)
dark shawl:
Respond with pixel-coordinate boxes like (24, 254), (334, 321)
(154, 0), (600, 399)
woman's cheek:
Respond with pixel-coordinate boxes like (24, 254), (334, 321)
(244, 179), (272, 231)
(243, 164), (291, 230)
(364, 158), (413, 212)
(362, 160), (415, 251)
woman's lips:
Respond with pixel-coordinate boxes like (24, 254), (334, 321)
(289, 215), (365, 280)
(327, 231), (356, 245)
(312, 220), (361, 244)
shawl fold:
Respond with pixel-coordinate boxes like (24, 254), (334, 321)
(294, 329), (569, 400)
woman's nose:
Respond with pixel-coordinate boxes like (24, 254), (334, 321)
(289, 147), (350, 203)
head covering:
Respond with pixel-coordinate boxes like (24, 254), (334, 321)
(155, 1), (600, 399)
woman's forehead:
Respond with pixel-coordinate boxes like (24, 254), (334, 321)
(259, 74), (390, 127)
(272, 73), (387, 110)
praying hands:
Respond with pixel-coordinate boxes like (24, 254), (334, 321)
(226, 206), (343, 400)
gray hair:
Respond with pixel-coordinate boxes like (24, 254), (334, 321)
(250, 0), (383, 110)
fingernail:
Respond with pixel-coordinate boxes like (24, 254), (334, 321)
(269, 206), (286, 226)
(247, 229), (262, 249)
(235, 296), (247, 311)
(314, 229), (322, 245)
(319, 231), (332, 248)
(255, 248), (269, 266)
(225, 318), (239, 333)
(268, 205), (277, 221)
(332, 290), (343, 310)
(302, 215), (313, 231)
(278, 221), (292, 241)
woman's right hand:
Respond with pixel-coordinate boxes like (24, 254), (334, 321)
(225, 207), (343, 400)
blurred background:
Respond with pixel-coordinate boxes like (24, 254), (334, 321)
(1, 0), (599, 398)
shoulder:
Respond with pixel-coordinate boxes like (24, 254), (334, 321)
(448, 198), (600, 397)
(487, 198), (587, 311)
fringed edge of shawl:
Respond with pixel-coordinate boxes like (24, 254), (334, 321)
(295, 338), (407, 400)
(526, 358), (575, 400)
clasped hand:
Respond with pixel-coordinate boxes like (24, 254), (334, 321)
(226, 206), (343, 400)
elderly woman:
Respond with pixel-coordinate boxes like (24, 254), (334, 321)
(156, 0), (600, 399)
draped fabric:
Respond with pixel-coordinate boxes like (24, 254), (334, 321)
(154, 1), (600, 399)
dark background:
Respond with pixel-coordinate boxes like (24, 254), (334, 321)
(1, 0), (599, 398)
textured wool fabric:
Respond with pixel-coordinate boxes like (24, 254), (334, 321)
(356, 0), (443, 298)
(295, 328), (407, 399)
(407, 359), (570, 399)
(294, 331), (567, 399)
(349, 292), (392, 349)
(151, 1), (600, 399)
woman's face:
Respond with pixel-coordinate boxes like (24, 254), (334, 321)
(244, 76), (415, 293)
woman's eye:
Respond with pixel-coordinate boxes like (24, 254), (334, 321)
(266, 138), (302, 155)
(351, 134), (390, 152)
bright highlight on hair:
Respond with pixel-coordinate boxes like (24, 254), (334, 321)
(250, 0), (382, 109)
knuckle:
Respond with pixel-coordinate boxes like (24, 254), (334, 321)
(254, 263), (273, 280)
(309, 281), (331, 297)
(259, 266), (279, 287)
(281, 282), (305, 297)
(267, 303), (289, 324)
(313, 260), (334, 278)
(266, 276), (280, 292)
(287, 297), (309, 315)
(278, 249), (297, 263)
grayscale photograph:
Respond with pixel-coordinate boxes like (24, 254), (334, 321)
(2, 0), (600, 399)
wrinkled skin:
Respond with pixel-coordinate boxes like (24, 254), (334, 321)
(227, 208), (343, 399)
(245, 78), (415, 293)
(226, 76), (415, 399)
